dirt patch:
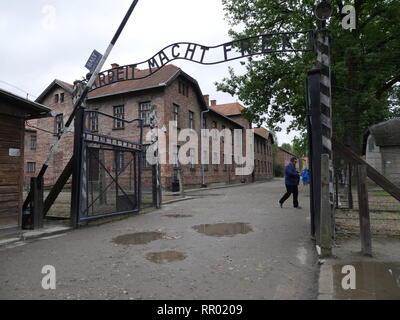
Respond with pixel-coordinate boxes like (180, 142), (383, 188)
(146, 251), (186, 264)
(335, 209), (400, 239)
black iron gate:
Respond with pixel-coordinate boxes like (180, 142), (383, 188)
(71, 109), (145, 224)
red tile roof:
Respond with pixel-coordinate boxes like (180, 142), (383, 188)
(254, 127), (269, 138)
(58, 80), (74, 90)
(211, 102), (246, 116)
(88, 64), (181, 99)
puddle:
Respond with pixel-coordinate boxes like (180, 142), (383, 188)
(333, 262), (400, 299)
(146, 251), (186, 264)
(192, 222), (253, 237)
(112, 232), (165, 245)
(164, 214), (193, 218)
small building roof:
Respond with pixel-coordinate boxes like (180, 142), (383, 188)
(211, 102), (246, 116)
(278, 147), (297, 157)
(208, 108), (244, 129)
(0, 88), (51, 119)
(35, 79), (74, 103)
(87, 64), (208, 111)
(362, 117), (400, 155)
(253, 127), (274, 144)
(370, 118), (400, 147)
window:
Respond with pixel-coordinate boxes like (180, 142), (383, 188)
(54, 94), (59, 103)
(27, 162), (36, 173)
(114, 105), (125, 129)
(31, 135), (37, 150)
(89, 110), (98, 132)
(139, 102), (151, 126)
(143, 147), (152, 169)
(189, 111), (195, 129)
(202, 116), (207, 129)
(212, 121), (218, 140)
(115, 151), (124, 173)
(60, 93), (65, 103)
(173, 103), (179, 125)
(178, 81), (189, 97)
(221, 125), (226, 144)
(221, 125), (226, 133)
(55, 114), (63, 135)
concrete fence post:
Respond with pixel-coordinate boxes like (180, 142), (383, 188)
(357, 164), (372, 256)
(320, 154), (332, 257)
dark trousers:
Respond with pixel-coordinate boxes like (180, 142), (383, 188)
(279, 184), (299, 208)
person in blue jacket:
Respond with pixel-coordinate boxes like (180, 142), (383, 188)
(279, 157), (301, 209)
(301, 167), (310, 185)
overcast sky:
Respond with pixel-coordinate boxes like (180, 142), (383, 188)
(0, 0), (300, 145)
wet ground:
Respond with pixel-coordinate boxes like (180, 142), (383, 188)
(192, 222), (253, 237)
(332, 262), (400, 299)
(319, 237), (400, 300)
(146, 251), (187, 264)
(0, 180), (318, 300)
(112, 232), (165, 245)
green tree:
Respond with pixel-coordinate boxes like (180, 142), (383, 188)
(217, 0), (400, 154)
(281, 143), (293, 153)
(292, 132), (308, 157)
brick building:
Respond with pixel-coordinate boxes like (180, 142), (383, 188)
(24, 64), (274, 191)
(24, 80), (74, 187)
(276, 147), (298, 176)
(210, 102), (274, 181)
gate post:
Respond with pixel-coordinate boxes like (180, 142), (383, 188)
(307, 67), (322, 241)
(22, 177), (44, 230)
(306, 29), (335, 252)
(316, 30), (335, 221)
(70, 106), (85, 227)
(149, 107), (162, 208)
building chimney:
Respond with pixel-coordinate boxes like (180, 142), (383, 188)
(111, 63), (119, 69)
(211, 100), (217, 107)
(203, 95), (210, 107)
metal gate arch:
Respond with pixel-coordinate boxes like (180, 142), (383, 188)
(69, 29), (329, 236)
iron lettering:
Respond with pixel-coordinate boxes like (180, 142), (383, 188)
(89, 31), (312, 91)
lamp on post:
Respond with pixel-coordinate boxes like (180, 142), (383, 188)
(314, 0), (333, 29)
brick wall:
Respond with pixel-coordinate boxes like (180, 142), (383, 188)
(23, 129), (38, 185)
(26, 86), (74, 187)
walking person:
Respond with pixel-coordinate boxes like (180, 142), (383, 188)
(279, 157), (301, 209)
